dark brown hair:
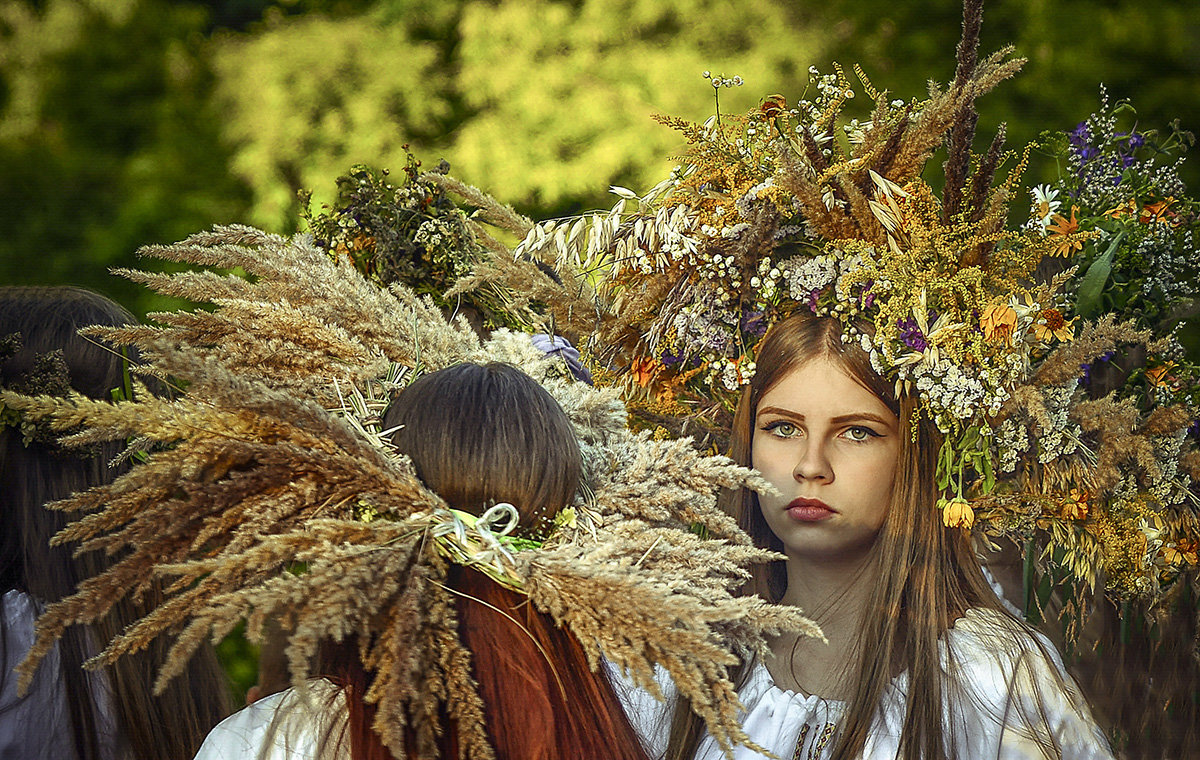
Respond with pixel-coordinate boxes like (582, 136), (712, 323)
(319, 361), (650, 760)
(0, 286), (231, 760)
(666, 312), (1048, 760)
(382, 362), (582, 529)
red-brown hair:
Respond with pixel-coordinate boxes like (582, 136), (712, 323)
(321, 568), (650, 760)
(318, 362), (650, 760)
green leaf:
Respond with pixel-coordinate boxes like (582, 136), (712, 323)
(1076, 232), (1124, 318)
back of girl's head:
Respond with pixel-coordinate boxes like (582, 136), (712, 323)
(334, 363), (648, 760)
(383, 362), (582, 528)
(1, 286), (137, 594)
(0, 285), (230, 760)
(0, 285), (135, 402)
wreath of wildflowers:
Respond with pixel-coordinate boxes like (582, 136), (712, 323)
(454, 0), (1200, 618)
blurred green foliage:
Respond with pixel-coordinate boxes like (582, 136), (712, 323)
(215, 622), (260, 704)
(1, 0), (1197, 690)
(2, 0), (1197, 318)
(0, 0), (252, 315)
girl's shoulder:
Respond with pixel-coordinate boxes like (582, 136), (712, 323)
(193, 680), (346, 760)
(606, 658), (844, 760)
(946, 607), (1050, 658)
(942, 607), (1074, 705)
(941, 608), (1115, 759)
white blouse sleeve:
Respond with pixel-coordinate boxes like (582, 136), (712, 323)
(948, 609), (1114, 760)
(1, 590), (125, 760)
(193, 681), (345, 760)
(605, 657), (847, 760)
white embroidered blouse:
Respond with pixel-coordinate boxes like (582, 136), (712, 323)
(615, 609), (1114, 760)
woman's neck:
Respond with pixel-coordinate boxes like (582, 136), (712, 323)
(766, 551), (878, 699)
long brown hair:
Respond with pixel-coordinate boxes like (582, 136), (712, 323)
(665, 312), (1034, 760)
(0, 286), (231, 760)
(318, 361), (650, 760)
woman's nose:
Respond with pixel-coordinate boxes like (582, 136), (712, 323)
(792, 440), (833, 483)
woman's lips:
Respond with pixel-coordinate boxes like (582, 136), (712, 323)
(786, 497), (836, 522)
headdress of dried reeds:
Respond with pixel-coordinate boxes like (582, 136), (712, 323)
(4, 224), (820, 760)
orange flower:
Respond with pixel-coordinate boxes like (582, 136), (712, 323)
(630, 357), (660, 387)
(940, 497), (975, 529)
(1145, 362), (1177, 389)
(1139, 197), (1177, 224)
(1062, 489), (1089, 521)
(980, 303), (1018, 343)
(760, 94), (787, 119)
(1046, 207), (1084, 258)
(1103, 198), (1137, 219)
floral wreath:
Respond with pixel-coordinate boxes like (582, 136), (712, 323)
(446, 1), (1200, 621)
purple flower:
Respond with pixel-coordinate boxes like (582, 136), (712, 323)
(1080, 350), (1117, 386)
(741, 308), (767, 337)
(1128, 132), (1145, 149)
(860, 281), (876, 310)
(1069, 122), (1090, 147)
(807, 289), (820, 313)
(897, 316), (928, 352)
(660, 349), (684, 366)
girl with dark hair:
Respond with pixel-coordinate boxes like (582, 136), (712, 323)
(192, 362), (651, 760)
(0, 286), (231, 760)
(635, 313), (1114, 760)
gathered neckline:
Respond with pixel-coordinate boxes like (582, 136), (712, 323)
(753, 608), (1001, 705)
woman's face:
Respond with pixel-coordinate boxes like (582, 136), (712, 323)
(751, 357), (900, 564)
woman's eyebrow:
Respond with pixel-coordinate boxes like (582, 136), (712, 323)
(830, 412), (896, 427)
(757, 408), (896, 427)
(756, 406), (803, 421)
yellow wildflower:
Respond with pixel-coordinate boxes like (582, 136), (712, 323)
(1031, 308), (1075, 343)
(941, 497), (975, 528)
(1103, 198), (1137, 219)
(1162, 538), (1197, 566)
(980, 302), (1018, 344)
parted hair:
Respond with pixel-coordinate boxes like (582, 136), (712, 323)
(383, 362), (583, 528)
(666, 312), (1063, 760)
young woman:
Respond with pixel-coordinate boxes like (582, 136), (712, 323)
(0, 286), (231, 760)
(636, 313), (1114, 760)
(193, 362), (652, 760)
